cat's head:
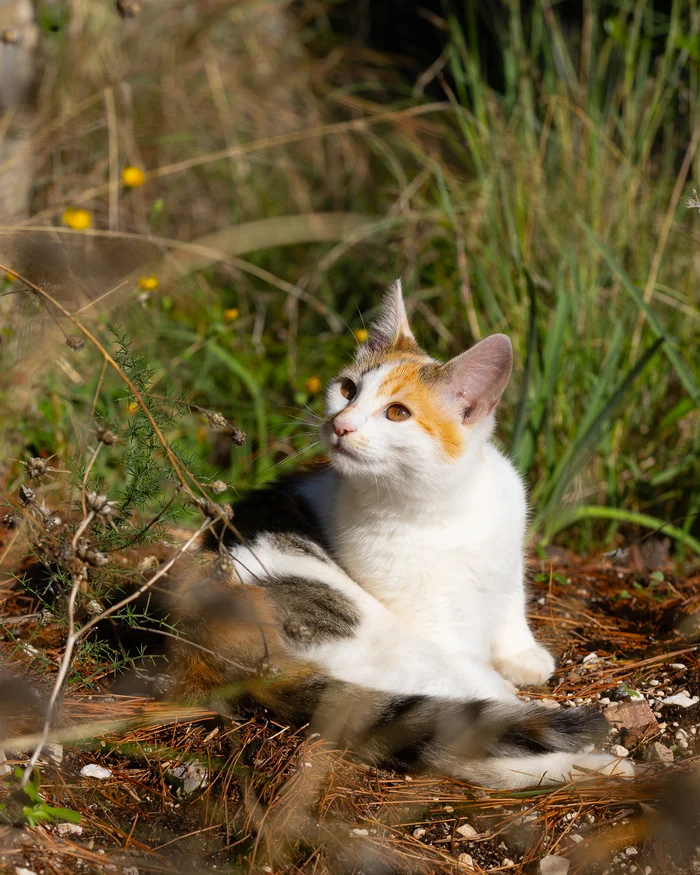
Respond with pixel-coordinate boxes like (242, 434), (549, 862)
(321, 280), (512, 483)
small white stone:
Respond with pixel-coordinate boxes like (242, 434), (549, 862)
(458, 853), (474, 870)
(599, 697), (611, 705)
(456, 823), (478, 839)
(0, 750), (11, 778)
(670, 664), (686, 670)
(582, 652), (599, 664)
(15, 869), (38, 875)
(649, 680), (660, 687)
(80, 764), (111, 780)
(539, 855), (570, 875)
(502, 860), (515, 868)
(611, 744), (630, 757)
(625, 847), (638, 856)
(570, 835), (584, 844)
(443, 805), (454, 812)
(350, 828), (368, 837)
(56, 822), (83, 836)
(661, 693), (699, 708)
(540, 699), (561, 709)
(413, 827), (426, 839)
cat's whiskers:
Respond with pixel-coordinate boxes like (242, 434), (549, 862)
(266, 441), (321, 474)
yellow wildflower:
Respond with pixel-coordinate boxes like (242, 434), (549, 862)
(305, 376), (322, 394)
(126, 401), (139, 413)
(61, 207), (92, 230)
(354, 328), (368, 343)
(223, 307), (239, 322)
(139, 275), (159, 291)
(3, 271), (16, 283)
(122, 165), (146, 188)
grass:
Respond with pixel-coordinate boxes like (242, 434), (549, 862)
(2, 0), (698, 558)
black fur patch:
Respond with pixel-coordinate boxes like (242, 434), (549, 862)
(264, 575), (360, 644)
(203, 468), (330, 554)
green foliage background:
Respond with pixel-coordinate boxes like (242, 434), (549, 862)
(2, 0), (699, 557)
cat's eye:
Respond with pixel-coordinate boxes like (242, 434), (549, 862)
(385, 403), (411, 422)
(339, 378), (357, 400)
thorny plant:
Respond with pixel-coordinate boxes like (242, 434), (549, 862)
(0, 264), (268, 793)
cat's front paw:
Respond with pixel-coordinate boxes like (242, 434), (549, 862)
(492, 645), (555, 687)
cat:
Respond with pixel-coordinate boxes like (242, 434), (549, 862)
(170, 281), (633, 789)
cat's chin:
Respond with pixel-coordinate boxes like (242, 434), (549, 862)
(326, 443), (375, 477)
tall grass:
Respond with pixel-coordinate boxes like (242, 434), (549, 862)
(1, 0), (699, 556)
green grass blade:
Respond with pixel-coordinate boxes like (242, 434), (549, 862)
(579, 219), (700, 405)
(547, 505), (700, 557)
(511, 270), (537, 469)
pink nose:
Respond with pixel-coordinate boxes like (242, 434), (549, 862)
(333, 418), (356, 437)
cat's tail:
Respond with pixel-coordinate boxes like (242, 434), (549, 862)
(312, 687), (634, 789)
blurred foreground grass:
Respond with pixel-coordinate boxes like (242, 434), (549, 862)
(1, 0), (699, 557)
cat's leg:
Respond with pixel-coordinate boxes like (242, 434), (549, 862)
(490, 562), (555, 687)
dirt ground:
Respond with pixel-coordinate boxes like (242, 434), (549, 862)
(1, 540), (700, 875)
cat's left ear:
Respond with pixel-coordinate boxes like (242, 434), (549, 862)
(361, 279), (419, 354)
(440, 334), (513, 424)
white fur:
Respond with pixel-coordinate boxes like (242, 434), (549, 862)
(225, 286), (629, 788)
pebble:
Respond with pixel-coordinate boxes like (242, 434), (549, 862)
(540, 855), (570, 875)
(458, 853), (474, 870)
(670, 664), (686, 670)
(15, 869), (38, 875)
(456, 822), (478, 839)
(350, 828), (369, 837)
(80, 764), (111, 780)
(611, 744), (630, 757)
(167, 760), (208, 795)
(56, 822), (83, 837)
(675, 728), (689, 749)
(413, 828), (426, 839)
(0, 750), (10, 778)
(569, 835), (584, 844)
(661, 693), (699, 708)
(625, 847), (638, 856)
(502, 860), (515, 868)
(644, 742), (674, 763)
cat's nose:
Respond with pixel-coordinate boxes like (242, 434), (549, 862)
(333, 417), (357, 437)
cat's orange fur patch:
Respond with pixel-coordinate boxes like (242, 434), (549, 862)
(379, 362), (462, 458)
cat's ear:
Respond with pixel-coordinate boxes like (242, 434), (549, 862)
(440, 334), (513, 424)
(361, 279), (419, 354)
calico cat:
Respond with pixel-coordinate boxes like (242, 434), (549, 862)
(171, 282), (633, 789)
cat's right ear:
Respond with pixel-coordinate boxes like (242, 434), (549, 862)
(360, 279), (420, 355)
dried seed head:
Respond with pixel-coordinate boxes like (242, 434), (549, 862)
(0, 29), (23, 45)
(57, 538), (74, 568)
(209, 480), (228, 495)
(18, 484), (35, 506)
(65, 334), (85, 352)
(96, 425), (118, 445)
(195, 498), (233, 522)
(212, 550), (235, 580)
(283, 618), (313, 641)
(86, 599), (103, 616)
(257, 658), (281, 678)
(204, 410), (229, 430)
(38, 609), (54, 626)
(76, 541), (109, 567)
(24, 457), (48, 480)
(85, 491), (118, 517)
(116, 0), (142, 19)
(230, 427), (246, 446)
(1, 512), (21, 530)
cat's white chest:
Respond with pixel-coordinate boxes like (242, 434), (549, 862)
(333, 503), (497, 654)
